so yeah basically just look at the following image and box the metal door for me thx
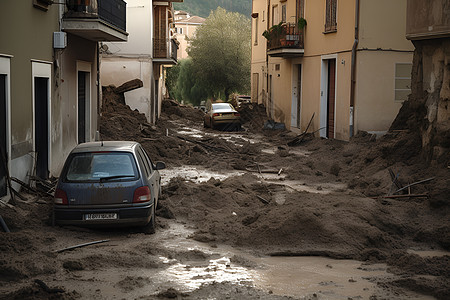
[35,77,49,179]
[327,59,336,138]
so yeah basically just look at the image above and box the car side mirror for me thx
[154,161,166,170]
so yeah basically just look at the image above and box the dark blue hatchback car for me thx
[54,141,165,234]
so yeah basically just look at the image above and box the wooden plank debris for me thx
[287,113,315,146]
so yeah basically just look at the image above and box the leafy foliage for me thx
[188,7,251,100]
[166,59,208,106]
[166,7,251,105]
[173,0,251,18]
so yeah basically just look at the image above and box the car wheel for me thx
[236,124,242,131]
[211,118,215,129]
[143,204,156,234]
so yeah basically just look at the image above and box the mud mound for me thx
[238,102,267,131]
[161,99,204,122]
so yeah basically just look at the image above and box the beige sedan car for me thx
[203,102,241,130]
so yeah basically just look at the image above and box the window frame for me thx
[324,0,337,33]
[394,63,412,102]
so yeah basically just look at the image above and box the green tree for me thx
[187,7,251,100]
[165,63,181,100]
[169,59,208,106]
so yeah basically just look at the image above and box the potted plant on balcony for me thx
[262,22,286,47]
[297,17,307,30]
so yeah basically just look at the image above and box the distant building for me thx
[174,11,205,60]
[251,0,414,140]
[101,0,180,124]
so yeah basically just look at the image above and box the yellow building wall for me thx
[355,51,413,133]
[304,0,355,55]
[251,0,269,106]
[251,0,414,140]
[359,0,413,51]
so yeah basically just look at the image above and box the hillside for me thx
[173,0,251,18]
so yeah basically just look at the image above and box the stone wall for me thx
[391,38,450,164]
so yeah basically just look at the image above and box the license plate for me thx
[84,213,118,220]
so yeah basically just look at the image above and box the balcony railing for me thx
[154,38,178,62]
[65,0,126,32]
[266,23,304,51]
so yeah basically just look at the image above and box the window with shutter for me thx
[325,0,337,33]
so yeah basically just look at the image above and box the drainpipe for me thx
[350,0,360,138]
[97,42,101,139]
[266,0,270,111]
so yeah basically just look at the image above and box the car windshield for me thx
[64,152,138,182]
[212,103,233,110]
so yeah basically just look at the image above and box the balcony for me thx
[266,23,304,58]
[62,0,128,42]
[406,0,450,40]
[154,38,179,65]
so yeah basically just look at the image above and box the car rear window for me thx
[212,103,233,110]
[64,152,138,182]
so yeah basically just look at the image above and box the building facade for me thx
[101,0,181,124]
[251,0,414,140]
[0,0,127,202]
[173,11,205,60]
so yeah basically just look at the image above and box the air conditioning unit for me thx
[53,32,67,49]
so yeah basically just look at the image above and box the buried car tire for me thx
[143,204,156,234]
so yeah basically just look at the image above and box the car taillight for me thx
[133,186,151,203]
[234,112,240,116]
[54,189,68,205]
[212,113,220,117]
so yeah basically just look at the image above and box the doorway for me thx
[269,75,273,118]
[35,77,49,179]
[0,74,7,197]
[320,58,337,138]
[78,71,90,144]
[327,59,336,138]
[291,64,302,128]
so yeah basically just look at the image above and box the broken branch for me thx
[394,177,434,194]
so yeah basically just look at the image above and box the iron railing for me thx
[154,38,178,61]
[65,0,126,32]
[267,23,304,51]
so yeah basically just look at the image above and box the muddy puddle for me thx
[148,223,436,299]
[162,166,346,199]
[160,167,245,185]
[407,249,450,257]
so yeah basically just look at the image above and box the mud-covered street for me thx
[1,97,449,299]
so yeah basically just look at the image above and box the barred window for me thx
[325,0,337,33]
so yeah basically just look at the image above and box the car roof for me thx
[70,141,139,154]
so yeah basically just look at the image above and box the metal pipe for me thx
[350,0,360,138]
